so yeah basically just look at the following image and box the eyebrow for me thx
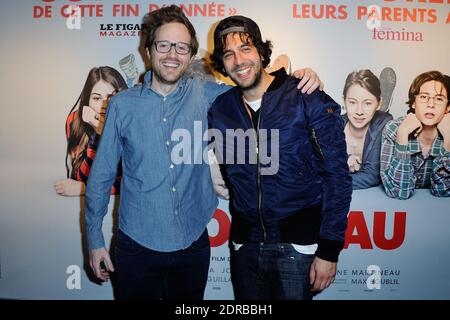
[418,92,446,97]
[155,39,190,44]
[90,91,116,98]
[223,42,252,53]
[239,42,252,48]
[346,97,374,101]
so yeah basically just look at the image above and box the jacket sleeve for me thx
[65,111,84,181]
[351,113,393,190]
[77,133,99,183]
[303,90,352,262]
[84,98,123,251]
[351,158,381,189]
[79,133,121,195]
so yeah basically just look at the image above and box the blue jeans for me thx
[230,242,315,300]
[114,228,210,300]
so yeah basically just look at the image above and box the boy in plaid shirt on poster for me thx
[380,71,450,199]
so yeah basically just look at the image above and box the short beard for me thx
[230,62,263,92]
[153,68,182,85]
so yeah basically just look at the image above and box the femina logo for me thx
[372,27,423,42]
[344,211,406,250]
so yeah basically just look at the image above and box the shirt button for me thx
[163,97,166,101]
[163,118,167,122]
[172,187,176,192]
[174,210,178,215]
[170,164,174,169]
[166,141,170,146]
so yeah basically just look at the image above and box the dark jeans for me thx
[114,228,210,300]
[230,242,315,300]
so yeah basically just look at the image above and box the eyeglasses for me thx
[154,41,191,55]
[416,93,448,107]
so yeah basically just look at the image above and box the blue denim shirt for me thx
[84,71,230,252]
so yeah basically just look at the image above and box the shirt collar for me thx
[430,134,444,157]
[408,136,421,155]
[409,133,444,157]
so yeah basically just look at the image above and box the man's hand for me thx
[54,179,85,196]
[309,257,336,292]
[90,248,115,282]
[212,177,230,200]
[397,113,423,145]
[347,155,361,173]
[292,68,324,94]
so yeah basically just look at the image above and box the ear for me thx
[376,97,383,111]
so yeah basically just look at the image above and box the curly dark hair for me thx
[406,70,449,114]
[211,18,272,76]
[143,5,198,57]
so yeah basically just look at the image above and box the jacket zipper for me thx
[256,101,266,242]
[243,97,267,242]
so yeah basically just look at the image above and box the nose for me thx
[234,51,245,66]
[427,97,435,108]
[356,103,364,115]
[167,45,177,57]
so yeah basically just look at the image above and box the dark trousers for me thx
[114,229,210,300]
[230,242,315,300]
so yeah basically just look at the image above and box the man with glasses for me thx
[83,5,322,300]
[381,70,450,199]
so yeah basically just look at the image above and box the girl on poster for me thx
[54,66,127,196]
[342,69,393,189]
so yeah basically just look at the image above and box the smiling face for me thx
[344,84,381,129]
[89,80,116,115]
[149,22,193,87]
[413,80,449,127]
[221,33,263,90]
